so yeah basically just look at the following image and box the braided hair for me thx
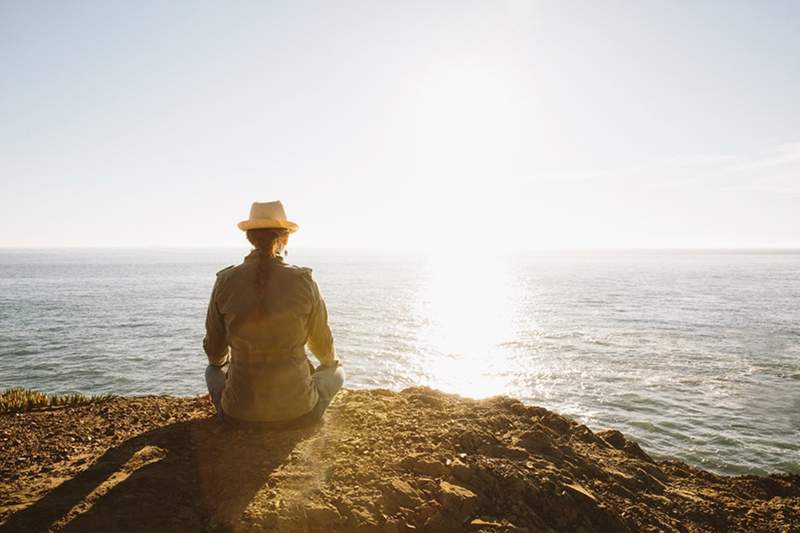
[245,228,289,310]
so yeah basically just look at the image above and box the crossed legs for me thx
[204,362,345,422]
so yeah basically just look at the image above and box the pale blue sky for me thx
[1,1,798,249]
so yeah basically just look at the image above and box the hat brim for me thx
[237,219,299,233]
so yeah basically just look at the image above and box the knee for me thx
[316,366,345,398]
[324,365,345,387]
[205,364,225,387]
[330,366,345,397]
[333,366,345,389]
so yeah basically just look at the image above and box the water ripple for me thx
[0,249,798,476]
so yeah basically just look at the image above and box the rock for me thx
[542,413,572,435]
[405,391,443,408]
[517,429,552,452]
[563,482,599,505]
[417,499,441,523]
[449,459,473,483]
[438,480,479,518]
[599,429,627,449]
[381,478,422,512]
[501,446,530,460]
[638,462,668,482]
[469,517,503,528]
[572,424,603,445]
[456,429,498,453]
[633,468,667,493]
[349,507,380,532]
[380,518,400,533]
[505,474,529,498]
[562,483,630,533]
[423,511,462,532]
[400,453,448,477]
[624,440,654,462]
[305,502,341,528]
[275,509,309,533]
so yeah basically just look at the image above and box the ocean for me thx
[0,248,798,476]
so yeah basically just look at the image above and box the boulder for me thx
[381,478,422,512]
[438,480,479,518]
[599,430,627,449]
[448,458,473,483]
[400,453,448,477]
[305,502,341,529]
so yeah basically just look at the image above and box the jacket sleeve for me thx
[306,276,337,366]
[203,276,229,365]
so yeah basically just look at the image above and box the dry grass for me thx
[0,388,112,413]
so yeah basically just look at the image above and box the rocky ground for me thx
[0,387,798,532]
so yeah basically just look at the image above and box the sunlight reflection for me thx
[413,252,517,398]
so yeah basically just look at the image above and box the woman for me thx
[203,200,344,427]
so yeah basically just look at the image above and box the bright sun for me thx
[413,251,518,398]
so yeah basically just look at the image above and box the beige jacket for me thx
[203,251,336,422]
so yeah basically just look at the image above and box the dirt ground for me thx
[1,387,798,532]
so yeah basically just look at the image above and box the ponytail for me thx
[245,228,289,311]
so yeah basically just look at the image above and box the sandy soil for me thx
[0,387,798,532]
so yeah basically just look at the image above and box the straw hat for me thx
[237,201,299,232]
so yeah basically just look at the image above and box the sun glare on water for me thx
[413,252,518,398]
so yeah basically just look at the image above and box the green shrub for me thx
[0,388,112,413]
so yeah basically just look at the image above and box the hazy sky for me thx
[1,1,798,250]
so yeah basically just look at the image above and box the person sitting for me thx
[203,200,344,428]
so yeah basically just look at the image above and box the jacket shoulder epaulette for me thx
[286,264,314,284]
[282,262,312,275]
[216,265,235,276]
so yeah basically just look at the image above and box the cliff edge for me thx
[1,387,797,532]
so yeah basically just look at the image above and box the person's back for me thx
[203,201,344,426]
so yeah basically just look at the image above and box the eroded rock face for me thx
[1,388,798,532]
[438,480,479,518]
[381,479,422,512]
[400,453,449,477]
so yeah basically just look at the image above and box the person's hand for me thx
[316,359,341,372]
[209,354,230,368]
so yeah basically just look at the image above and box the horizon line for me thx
[1,245,799,253]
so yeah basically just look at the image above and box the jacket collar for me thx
[244,250,285,264]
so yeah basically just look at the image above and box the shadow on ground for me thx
[1,417,318,532]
